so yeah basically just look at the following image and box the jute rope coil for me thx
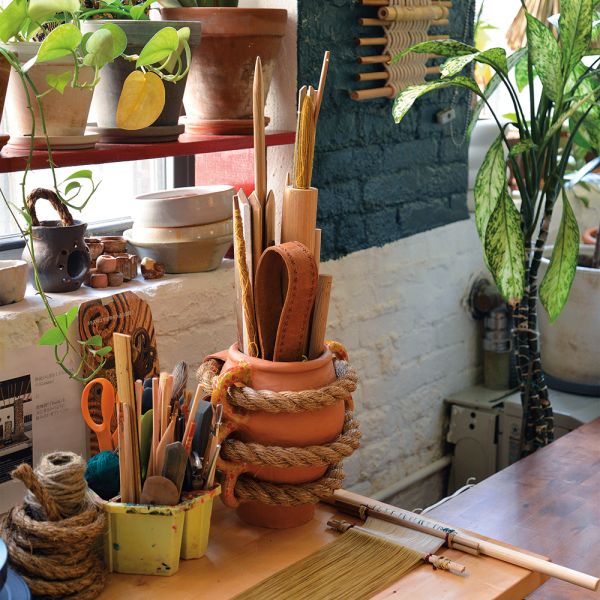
[0,452,107,600]
[197,357,361,506]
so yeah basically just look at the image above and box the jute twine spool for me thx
[0,452,107,600]
[198,356,361,506]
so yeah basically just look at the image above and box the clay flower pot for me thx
[159,7,287,134]
[81,20,202,142]
[0,53,12,152]
[205,342,348,529]
[582,226,597,245]
[4,42,94,139]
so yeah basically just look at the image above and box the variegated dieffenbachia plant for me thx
[390,0,600,457]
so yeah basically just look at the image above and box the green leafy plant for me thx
[391,0,600,456]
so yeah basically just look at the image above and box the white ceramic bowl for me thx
[131,185,234,228]
[0,260,28,306]
[130,217,233,244]
[124,230,233,274]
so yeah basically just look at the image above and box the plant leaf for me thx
[484,186,525,306]
[64,181,80,194]
[559,0,593,77]
[161,26,190,73]
[525,11,563,102]
[37,24,80,61]
[441,47,508,78]
[391,39,477,63]
[539,190,580,323]
[45,70,72,93]
[468,48,527,139]
[508,138,535,157]
[64,169,93,181]
[38,326,67,346]
[27,0,79,27]
[116,71,165,129]
[95,346,112,357]
[0,0,28,43]
[474,134,506,246]
[99,22,127,57]
[83,28,114,69]
[136,27,179,67]
[514,52,537,92]
[8,201,32,225]
[393,75,481,123]
[84,334,103,346]
[66,305,79,327]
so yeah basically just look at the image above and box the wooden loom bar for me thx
[351,66,441,97]
[378,5,449,21]
[359,0,452,5]
[356,34,449,45]
[356,71,389,81]
[357,53,440,64]
[359,17,449,26]
[329,490,600,592]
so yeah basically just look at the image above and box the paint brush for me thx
[171,360,188,403]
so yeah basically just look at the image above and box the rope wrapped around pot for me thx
[197,350,361,508]
[0,452,107,600]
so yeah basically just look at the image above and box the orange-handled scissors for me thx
[81,378,116,453]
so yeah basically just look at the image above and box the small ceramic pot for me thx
[23,221,91,293]
[0,260,28,306]
[582,226,597,245]
[206,342,346,529]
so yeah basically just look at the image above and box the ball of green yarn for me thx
[85,451,120,500]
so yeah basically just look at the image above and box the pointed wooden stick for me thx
[314,51,330,126]
[253,56,267,208]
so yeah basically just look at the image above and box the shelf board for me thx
[0,130,296,173]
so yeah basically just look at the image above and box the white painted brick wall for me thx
[0,217,486,508]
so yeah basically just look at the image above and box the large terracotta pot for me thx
[159,8,287,134]
[4,42,94,137]
[0,52,12,151]
[538,245,600,396]
[206,342,346,529]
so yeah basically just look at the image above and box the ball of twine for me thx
[25,451,88,521]
[0,452,108,600]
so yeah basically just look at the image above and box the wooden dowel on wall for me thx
[357,53,442,64]
[356,34,449,45]
[355,65,440,82]
[350,87,395,100]
[378,5,449,21]
[359,0,452,5]
[359,17,448,26]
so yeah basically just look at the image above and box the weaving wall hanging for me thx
[352,0,452,101]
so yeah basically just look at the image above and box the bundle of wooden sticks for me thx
[233,52,332,363]
[112,334,219,506]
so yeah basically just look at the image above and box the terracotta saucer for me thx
[183,117,271,136]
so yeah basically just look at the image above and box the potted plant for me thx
[0,0,193,147]
[78,0,201,142]
[390,0,599,456]
[158,2,287,134]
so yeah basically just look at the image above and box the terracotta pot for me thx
[159,8,287,133]
[81,20,201,130]
[4,42,94,137]
[207,342,346,529]
[582,226,597,245]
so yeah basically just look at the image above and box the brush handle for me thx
[280,186,318,255]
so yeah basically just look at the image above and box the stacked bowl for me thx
[125,186,234,273]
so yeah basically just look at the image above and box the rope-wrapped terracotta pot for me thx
[198,341,360,529]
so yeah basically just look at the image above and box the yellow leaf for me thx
[116,71,165,130]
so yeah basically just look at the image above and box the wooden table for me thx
[428,416,600,600]
[98,497,548,599]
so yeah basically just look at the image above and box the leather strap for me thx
[254,241,317,362]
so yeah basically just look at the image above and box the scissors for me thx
[81,378,116,453]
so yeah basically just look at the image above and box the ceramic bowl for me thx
[0,260,28,306]
[131,185,234,228]
[130,217,233,244]
[124,230,233,274]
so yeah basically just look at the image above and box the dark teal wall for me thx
[297,0,476,260]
